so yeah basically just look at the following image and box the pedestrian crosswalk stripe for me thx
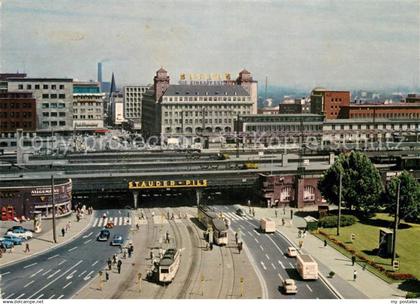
[92,216,134,227]
[92,218,98,227]
[97,218,103,227]
[118,217,123,225]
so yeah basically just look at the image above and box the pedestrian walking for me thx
[136,223,140,230]
[130,244,134,253]
[150,251,154,260]
[113,254,117,264]
[238,242,243,254]
[235,232,238,244]
[282,218,285,226]
[351,255,356,266]
[303,231,307,238]
[105,271,109,281]
[298,230,302,238]
[107,258,112,270]
[128,248,132,258]
[324,239,327,247]
[24,243,30,253]
[117,260,122,274]
[275,209,278,218]
[299,240,304,249]
[353,269,357,281]
[166,231,170,243]
[61,227,66,237]
[67,221,71,230]
[209,242,213,251]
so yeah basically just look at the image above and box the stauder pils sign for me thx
[128,179,208,189]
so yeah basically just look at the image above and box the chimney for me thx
[97,62,102,83]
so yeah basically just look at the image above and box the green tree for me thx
[318,151,383,213]
[385,170,420,223]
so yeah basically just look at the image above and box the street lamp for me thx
[51,175,57,243]
[391,179,401,266]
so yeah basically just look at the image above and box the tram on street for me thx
[148,248,181,285]
[197,205,229,245]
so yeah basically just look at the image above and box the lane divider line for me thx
[23,262,37,269]
[30,268,44,278]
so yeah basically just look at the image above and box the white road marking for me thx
[47,269,61,279]
[0,271,10,275]
[278,260,285,269]
[58,259,66,265]
[35,294,44,299]
[289,262,294,268]
[78,270,87,277]
[84,270,94,281]
[84,239,92,244]
[58,295,65,299]
[48,254,59,260]
[6,293,15,298]
[260,261,267,270]
[49,294,56,299]
[306,284,313,292]
[260,245,264,251]
[119,217,123,225]
[24,262,37,268]
[265,254,270,260]
[16,293,25,299]
[247,231,253,236]
[92,218,98,227]
[278,273,284,281]
[29,260,83,298]
[118,210,121,214]
[66,270,77,280]
[254,237,259,243]
[83,232,93,239]
[24,280,35,288]
[42,269,52,276]
[271,263,276,270]
[63,281,72,289]
[91,260,99,267]
[30,268,44,278]
[68,246,78,252]
[97,218,103,227]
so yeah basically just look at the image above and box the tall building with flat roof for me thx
[0,92,36,132]
[73,81,105,131]
[310,88,350,119]
[7,78,73,133]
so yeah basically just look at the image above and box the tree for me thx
[385,171,420,223]
[318,151,383,213]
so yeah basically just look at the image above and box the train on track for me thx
[197,205,229,245]
[147,248,181,285]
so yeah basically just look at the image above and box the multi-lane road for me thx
[0,210,130,299]
[213,205,338,299]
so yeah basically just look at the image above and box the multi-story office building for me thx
[7,78,73,133]
[110,91,125,125]
[72,82,105,131]
[123,85,148,120]
[341,103,420,120]
[310,88,350,119]
[0,92,36,133]
[142,68,257,140]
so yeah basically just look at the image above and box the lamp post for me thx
[392,180,400,266]
[51,175,57,243]
[337,172,342,236]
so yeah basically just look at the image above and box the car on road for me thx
[105,221,114,229]
[6,227,33,240]
[97,229,111,241]
[0,239,15,249]
[282,279,298,294]
[236,208,244,217]
[287,246,298,257]
[110,235,124,246]
[1,235,23,245]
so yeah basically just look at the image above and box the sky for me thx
[0,0,419,91]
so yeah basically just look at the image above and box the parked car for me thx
[236,208,244,217]
[282,279,298,294]
[0,239,15,249]
[6,227,33,240]
[97,229,111,241]
[1,235,23,245]
[287,247,298,257]
[110,235,124,246]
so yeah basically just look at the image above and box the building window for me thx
[59,94,65,99]
[43,84,48,90]
[51,112,57,117]
[43,112,49,117]
[51,85,56,90]
[59,84,65,90]
[26,84,32,90]
[59,112,65,117]
[42,94,49,99]
[42,103,49,109]
[18,84,23,90]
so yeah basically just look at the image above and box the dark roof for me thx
[164,84,249,97]
[7,78,73,82]
[159,248,177,266]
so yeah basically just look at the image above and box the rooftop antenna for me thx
[265,76,268,104]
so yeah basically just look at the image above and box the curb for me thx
[0,212,94,270]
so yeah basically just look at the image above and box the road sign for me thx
[393,260,400,271]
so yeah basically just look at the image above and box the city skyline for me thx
[0,0,419,91]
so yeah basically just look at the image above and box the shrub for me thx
[386,272,417,280]
[406,292,420,299]
[319,215,357,228]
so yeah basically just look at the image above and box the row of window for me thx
[0,121,33,129]
[0,112,33,118]
[42,93,66,99]
[18,84,66,90]
[351,113,420,118]
[42,112,66,117]
[330,123,420,130]
[246,125,322,132]
[42,121,66,127]
[42,103,66,109]
[72,102,101,107]
[73,109,101,113]
[164,110,249,117]
[164,126,232,133]
[73,115,102,119]
[0,102,33,109]
[163,118,232,125]
[164,96,249,102]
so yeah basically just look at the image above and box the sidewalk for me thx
[0,211,93,267]
[251,206,406,299]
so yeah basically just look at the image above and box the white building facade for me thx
[72,82,105,131]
